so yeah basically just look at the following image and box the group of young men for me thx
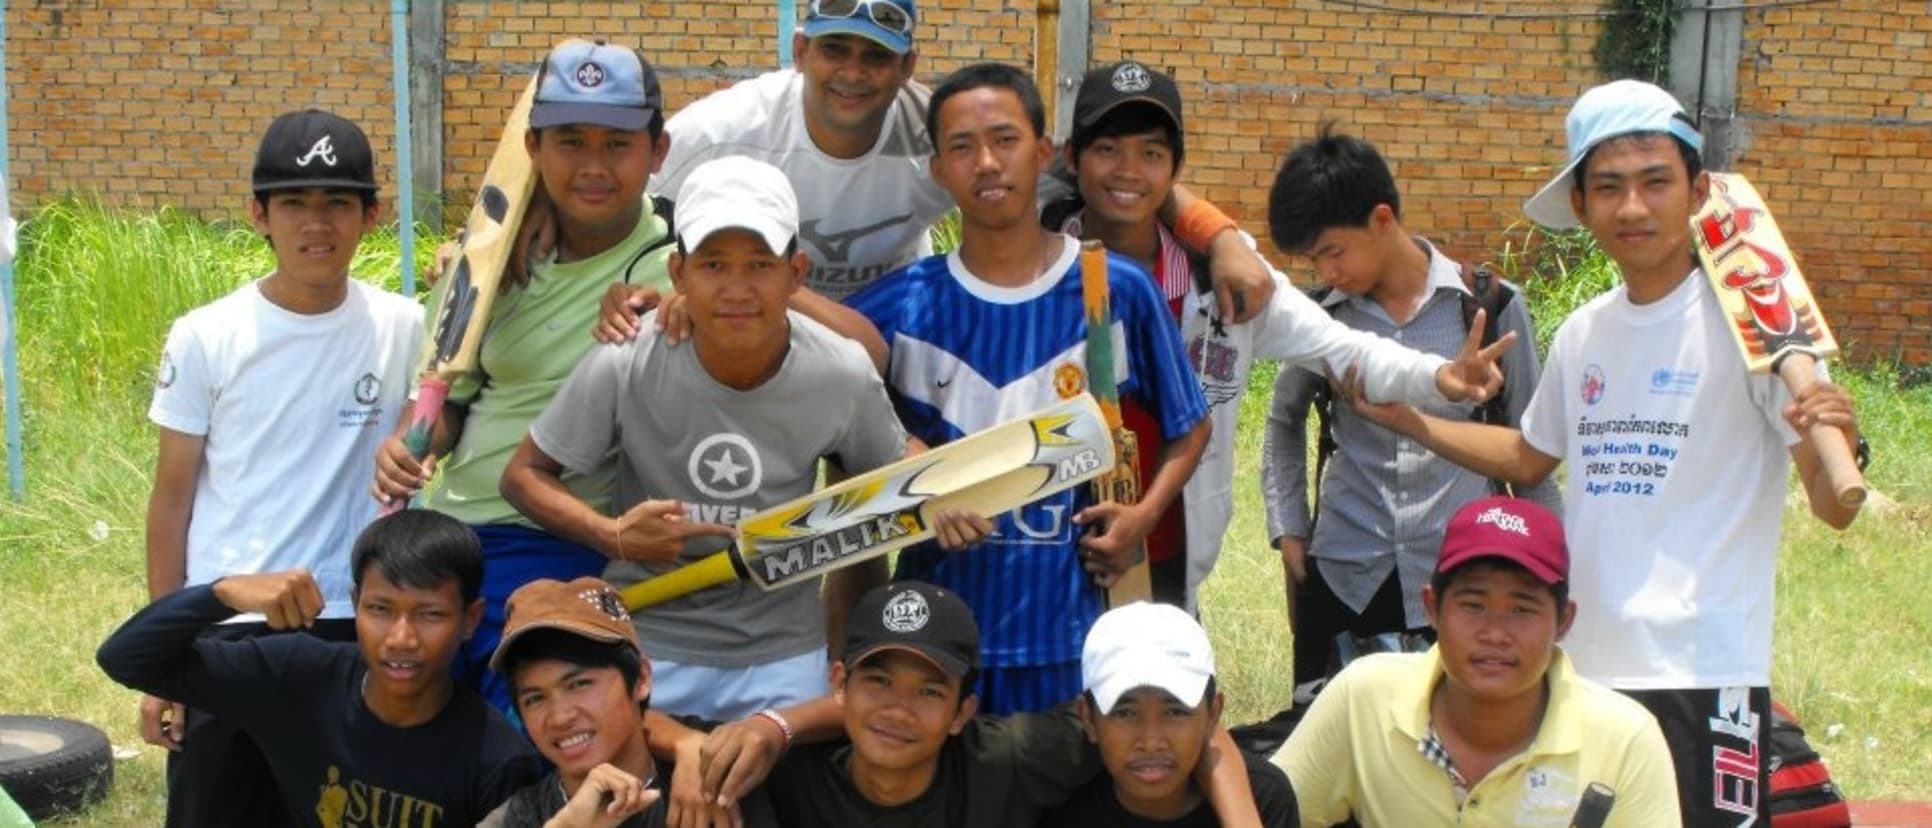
[94,1,1866,827]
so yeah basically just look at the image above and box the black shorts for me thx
[1622,686,1771,828]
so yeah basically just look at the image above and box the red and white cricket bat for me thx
[620,394,1115,611]
[1079,239,1152,606]
[384,64,547,513]
[1692,172,1865,507]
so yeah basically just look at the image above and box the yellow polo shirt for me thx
[1271,648,1680,828]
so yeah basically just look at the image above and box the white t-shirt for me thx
[654,69,954,301]
[1521,271,1799,689]
[149,279,425,618]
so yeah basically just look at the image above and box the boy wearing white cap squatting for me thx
[502,156,935,721]
[1348,80,1863,828]
[1048,602,1299,826]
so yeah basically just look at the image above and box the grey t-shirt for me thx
[531,311,907,667]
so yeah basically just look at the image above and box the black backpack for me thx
[1305,262,1518,505]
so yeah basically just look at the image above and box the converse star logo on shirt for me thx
[295,135,338,168]
[1474,506,1530,537]
[1111,62,1152,93]
[688,433,762,500]
[575,61,606,89]
[882,590,930,633]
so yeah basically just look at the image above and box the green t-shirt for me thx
[426,201,673,526]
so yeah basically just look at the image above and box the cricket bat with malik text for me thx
[620,394,1116,611]
[383,64,546,514]
[1080,239,1153,606]
[1692,172,1865,507]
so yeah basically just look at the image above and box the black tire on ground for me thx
[0,715,115,821]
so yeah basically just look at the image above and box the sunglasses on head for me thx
[810,0,915,36]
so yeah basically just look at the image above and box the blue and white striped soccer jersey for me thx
[848,235,1209,679]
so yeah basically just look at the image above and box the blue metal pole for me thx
[0,0,25,500]
[778,0,797,67]
[391,0,417,297]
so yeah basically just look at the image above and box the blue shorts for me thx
[460,523,609,723]
[975,660,1082,716]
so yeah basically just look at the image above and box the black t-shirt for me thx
[1039,751,1299,828]
[492,767,670,828]
[97,585,542,828]
[486,761,780,828]
[751,707,1098,828]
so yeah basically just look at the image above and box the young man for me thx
[1259,126,1559,692]
[481,576,782,828]
[723,582,1264,827]
[1350,80,1864,827]
[845,63,1211,714]
[98,511,543,828]
[500,156,915,721]
[1045,63,1511,611]
[142,108,425,827]
[372,39,678,717]
[1047,601,1298,826]
[1273,496,1680,828]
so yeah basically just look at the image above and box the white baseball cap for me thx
[1081,602,1216,714]
[674,156,800,256]
[1522,79,1705,230]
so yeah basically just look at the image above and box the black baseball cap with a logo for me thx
[843,581,980,680]
[1071,61,1186,163]
[251,109,378,193]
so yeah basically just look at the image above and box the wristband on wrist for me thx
[753,708,794,750]
[1174,199,1238,253]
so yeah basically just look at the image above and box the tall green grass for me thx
[0,203,1925,825]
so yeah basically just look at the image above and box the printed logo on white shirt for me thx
[157,351,177,389]
[1580,364,1606,406]
[353,373,382,406]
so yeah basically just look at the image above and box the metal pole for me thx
[391,0,417,297]
[0,0,25,500]
[778,0,797,67]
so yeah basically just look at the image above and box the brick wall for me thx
[7,1,1927,362]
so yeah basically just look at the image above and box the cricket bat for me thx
[1080,239,1152,606]
[1692,173,1865,508]
[384,64,545,514]
[619,394,1115,611]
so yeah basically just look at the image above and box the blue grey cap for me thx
[1523,80,1704,229]
[530,39,662,132]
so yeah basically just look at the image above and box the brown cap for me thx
[489,577,641,672]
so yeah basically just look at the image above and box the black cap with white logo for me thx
[251,109,378,193]
[843,581,980,680]
[1072,60,1184,134]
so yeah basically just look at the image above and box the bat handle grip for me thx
[1776,355,1867,509]
[1568,782,1615,828]
[619,550,744,611]
[381,376,451,517]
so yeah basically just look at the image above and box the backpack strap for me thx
[623,195,680,285]
[1457,261,1519,495]
[1305,284,1342,531]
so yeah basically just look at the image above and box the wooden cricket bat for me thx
[384,64,546,513]
[1080,239,1152,606]
[1692,173,1865,507]
[620,394,1115,611]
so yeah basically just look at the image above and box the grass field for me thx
[0,201,1926,824]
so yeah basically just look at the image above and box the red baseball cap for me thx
[1436,496,1568,585]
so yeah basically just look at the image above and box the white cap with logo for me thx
[1522,79,1705,230]
[1081,602,1216,714]
[674,155,800,256]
